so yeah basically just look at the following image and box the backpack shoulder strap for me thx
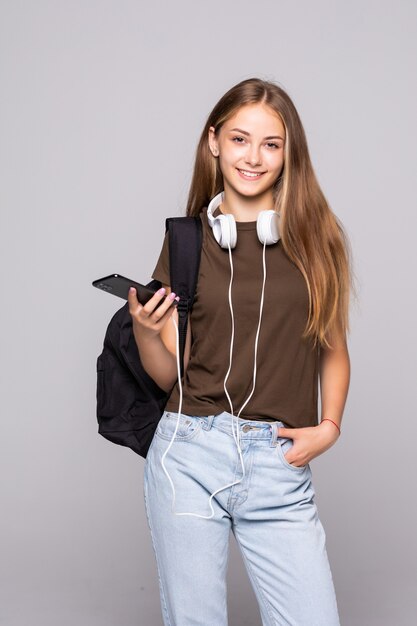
[166,216,202,379]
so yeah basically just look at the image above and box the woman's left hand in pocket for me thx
[277,421,341,467]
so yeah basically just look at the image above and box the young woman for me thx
[128,77,353,626]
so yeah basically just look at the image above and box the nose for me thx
[245,145,261,167]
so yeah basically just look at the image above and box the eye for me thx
[267,142,280,149]
[232,136,245,143]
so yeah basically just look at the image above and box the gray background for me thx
[1,1,416,624]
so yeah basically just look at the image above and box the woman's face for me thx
[208,103,285,200]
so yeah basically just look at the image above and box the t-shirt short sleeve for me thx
[151,230,170,286]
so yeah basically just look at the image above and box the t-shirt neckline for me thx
[212,206,257,230]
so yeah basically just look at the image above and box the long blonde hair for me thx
[185,77,357,350]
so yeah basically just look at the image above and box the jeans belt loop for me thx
[270,422,279,447]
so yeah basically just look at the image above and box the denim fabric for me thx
[143,410,340,626]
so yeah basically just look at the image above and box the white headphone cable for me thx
[224,237,268,469]
[160,238,268,519]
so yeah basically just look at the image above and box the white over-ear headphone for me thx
[206,190,281,248]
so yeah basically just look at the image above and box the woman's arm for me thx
[277,327,351,467]
[318,326,351,441]
[132,284,192,393]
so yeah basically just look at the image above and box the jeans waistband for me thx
[183,410,290,446]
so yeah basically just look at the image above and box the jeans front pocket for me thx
[276,436,308,472]
[155,411,202,442]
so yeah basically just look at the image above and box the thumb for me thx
[128,287,142,315]
[277,426,293,438]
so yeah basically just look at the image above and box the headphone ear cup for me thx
[256,210,280,245]
[213,214,237,249]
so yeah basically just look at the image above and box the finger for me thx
[278,427,296,438]
[150,296,179,330]
[127,287,142,315]
[140,287,169,317]
[152,292,180,322]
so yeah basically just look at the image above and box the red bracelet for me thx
[321,418,341,435]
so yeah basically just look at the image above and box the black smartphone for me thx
[92,273,177,310]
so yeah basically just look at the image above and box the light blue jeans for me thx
[143,410,340,626]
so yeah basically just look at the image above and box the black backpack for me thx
[95,216,203,458]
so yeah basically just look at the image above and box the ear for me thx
[208,125,219,157]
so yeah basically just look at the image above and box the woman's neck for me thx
[219,194,275,222]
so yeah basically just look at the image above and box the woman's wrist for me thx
[319,419,341,442]
[321,418,341,435]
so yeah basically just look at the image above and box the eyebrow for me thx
[229,127,285,141]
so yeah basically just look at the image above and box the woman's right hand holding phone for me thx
[128,286,180,346]
[128,286,183,391]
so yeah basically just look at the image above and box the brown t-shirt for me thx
[151,205,320,427]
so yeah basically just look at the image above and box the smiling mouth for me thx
[237,168,266,178]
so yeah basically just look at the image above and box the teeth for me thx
[239,169,263,177]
